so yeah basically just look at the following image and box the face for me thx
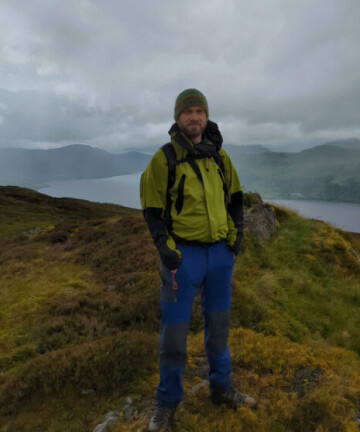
[177,106,207,144]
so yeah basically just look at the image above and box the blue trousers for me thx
[157,241,234,407]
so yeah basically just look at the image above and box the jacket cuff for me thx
[160,251,182,271]
[227,238,242,256]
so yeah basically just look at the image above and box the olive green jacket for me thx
[140,121,244,270]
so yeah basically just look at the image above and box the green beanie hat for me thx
[174,89,209,121]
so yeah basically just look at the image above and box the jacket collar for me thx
[168,120,223,155]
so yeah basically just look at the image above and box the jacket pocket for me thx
[175,174,186,215]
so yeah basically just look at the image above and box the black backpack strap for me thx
[212,152,228,203]
[194,151,228,204]
[161,142,228,224]
[184,154,203,185]
[161,143,177,190]
[161,143,176,230]
[161,142,204,187]
[212,151,225,174]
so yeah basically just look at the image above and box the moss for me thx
[1,187,360,431]
[243,192,263,207]
[0,331,157,415]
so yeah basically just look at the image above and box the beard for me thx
[179,123,206,141]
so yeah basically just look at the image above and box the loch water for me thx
[39,175,360,233]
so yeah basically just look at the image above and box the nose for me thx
[189,111,200,121]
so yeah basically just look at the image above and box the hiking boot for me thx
[147,404,176,431]
[210,385,256,410]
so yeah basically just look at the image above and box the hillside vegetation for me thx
[0,186,360,431]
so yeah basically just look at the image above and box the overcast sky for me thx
[1,0,360,152]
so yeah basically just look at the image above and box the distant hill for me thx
[225,144,270,156]
[322,138,360,151]
[232,143,360,203]
[1,140,360,203]
[0,144,151,187]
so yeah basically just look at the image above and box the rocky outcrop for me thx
[243,193,277,245]
[91,399,138,432]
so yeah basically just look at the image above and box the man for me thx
[140,89,255,431]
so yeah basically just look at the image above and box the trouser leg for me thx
[201,241,234,393]
[157,246,206,407]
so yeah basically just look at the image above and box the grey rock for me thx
[92,411,119,432]
[355,406,360,429]
[187,380,209,395]
[93,424,105,432]
[104,411,119,422]
[349,247,360,263]
[123,404,138,422]
[244,201,277,246]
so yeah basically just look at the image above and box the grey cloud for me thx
[0,89,122,144]
[0,0,359,151]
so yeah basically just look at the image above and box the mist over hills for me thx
[321,138,360,151]
[0,139,359,202]
[229,140,360,203]
[230,139,360,203]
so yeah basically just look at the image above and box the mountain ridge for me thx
[1,139,360,203]
[0,145,151,187]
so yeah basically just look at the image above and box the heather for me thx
[0,186,359,431]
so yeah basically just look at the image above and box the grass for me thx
[0,186,360,431]
[232,207,360,353]
[0,251,99,369]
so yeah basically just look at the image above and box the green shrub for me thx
[0,331,157,415]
